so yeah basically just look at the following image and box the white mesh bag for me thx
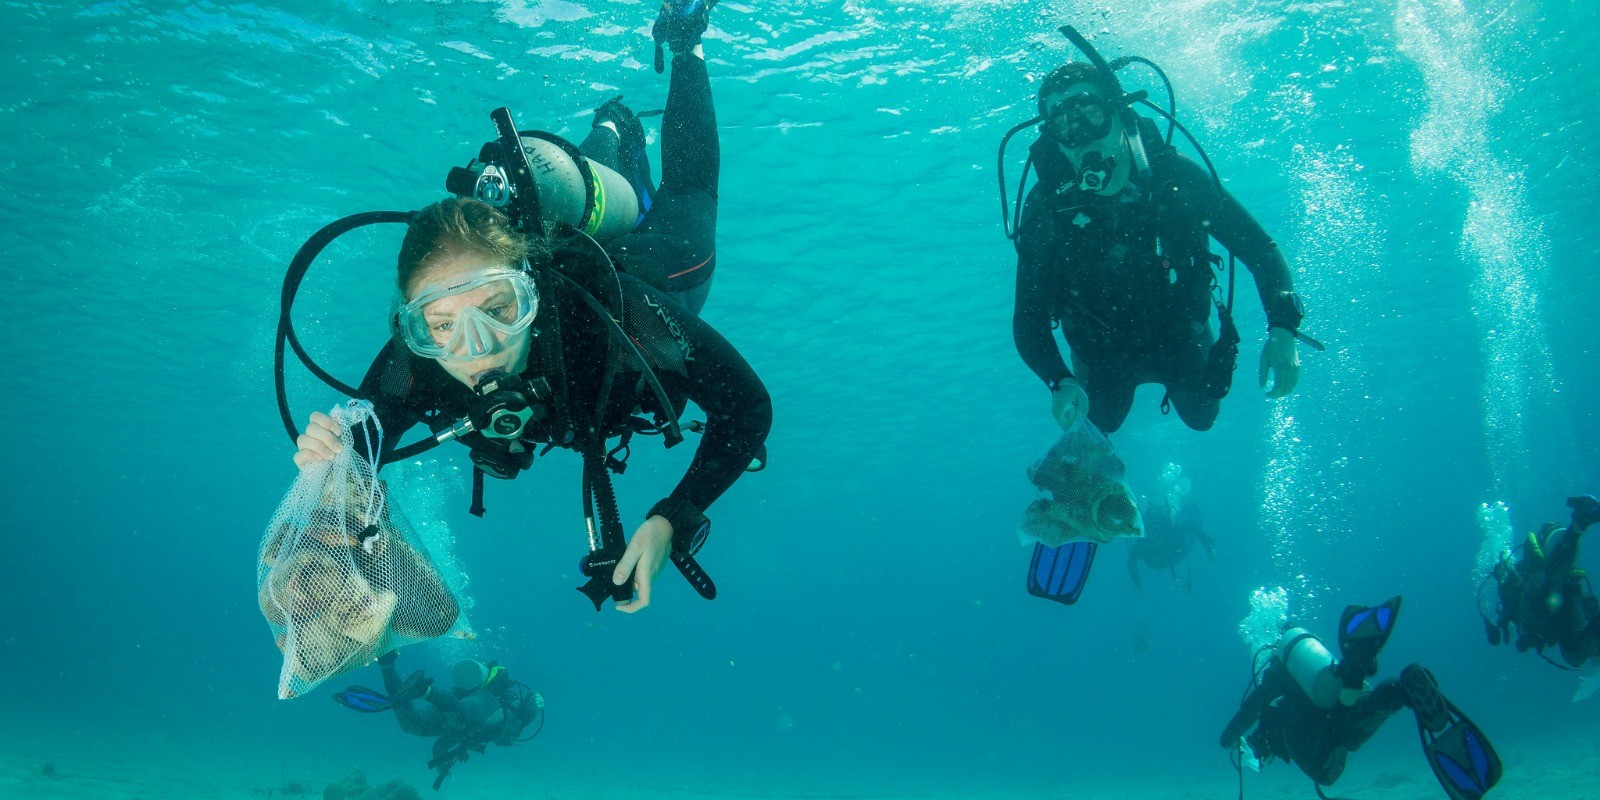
[1019,421,1145,546]
[257,401,469,699]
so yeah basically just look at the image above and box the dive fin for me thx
[1402,665,1502,800]
[1027,541,1098,605]
[592,96,656,220]
[1573,661,1600,702]
[1337,595,1402,687]
[653,0,716,73]
[333,685,397,713]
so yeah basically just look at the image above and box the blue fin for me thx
[333,685,396,713]
[1027,541,1098,605]
[1337,595,1402,685]
[1422,705,1502,800]
[1403,666,1503,800]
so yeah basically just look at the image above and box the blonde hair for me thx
[397,198,543,297]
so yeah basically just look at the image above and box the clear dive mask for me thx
[397,269,538,362]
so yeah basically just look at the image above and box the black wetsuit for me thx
[361,53,768,520]
[1220,661,1405,787]
[1127,501,1213,590]
[1012,129,1297,432]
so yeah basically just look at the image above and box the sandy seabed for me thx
[2,722,1595,800]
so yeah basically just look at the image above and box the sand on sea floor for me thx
[2,722,1595,800]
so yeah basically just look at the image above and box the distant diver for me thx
[277,0,771,614]
[1482,495,1600,670]
[335,651,545,790]
[1002,26,1321,436]
[1221,596,1502,800]
[1128,463,1215,591]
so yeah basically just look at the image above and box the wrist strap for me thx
[647,497,709,556]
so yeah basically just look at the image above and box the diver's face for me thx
[1043,83,1132,196]
[407,256,533,389]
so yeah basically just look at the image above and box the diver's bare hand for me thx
[293,411,344,470]
[1259,327,1301,399]
[613,515,674,613]
[1051,378,1090,432]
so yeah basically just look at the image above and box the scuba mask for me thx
[397,269,539,362]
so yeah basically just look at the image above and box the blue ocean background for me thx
[2,0,1597,797]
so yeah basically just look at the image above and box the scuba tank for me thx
[447,132,640,242]
[455,690,508,729]
[1277,627,1344,710]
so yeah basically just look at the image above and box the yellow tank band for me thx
[583,169,606,237]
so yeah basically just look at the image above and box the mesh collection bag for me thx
[257,401,469,699]
[1019,421,1144,546]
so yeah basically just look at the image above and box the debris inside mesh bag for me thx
[257,401,471,699]
[1019,421,1144,546]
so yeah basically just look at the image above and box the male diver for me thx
[1009,31,1310,435]
[284,0,770,614]
[1483,495,1600,670]
[1221,597,1502,800]
[335,652,545,790]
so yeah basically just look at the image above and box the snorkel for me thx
[1057,25,1153,185]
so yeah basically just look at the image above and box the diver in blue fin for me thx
[1221,596,1502,800]
[334,651,546,790]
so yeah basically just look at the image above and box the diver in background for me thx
[1127,495,1213,591]
[1221,597,1502,800]
[1484,495,1600,669]
[291,0,772,614]
[335,652,545,789]
[1012,55,1311,434]
[1127,463,1214,591]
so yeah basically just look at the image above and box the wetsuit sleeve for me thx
[631,292,772,512]
[351,339,428,468]
[1012,191,1074,387]
[1219,661,1290,748]
[1173,155,1298,326]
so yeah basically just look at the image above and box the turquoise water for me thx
[2,0,1597,797]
